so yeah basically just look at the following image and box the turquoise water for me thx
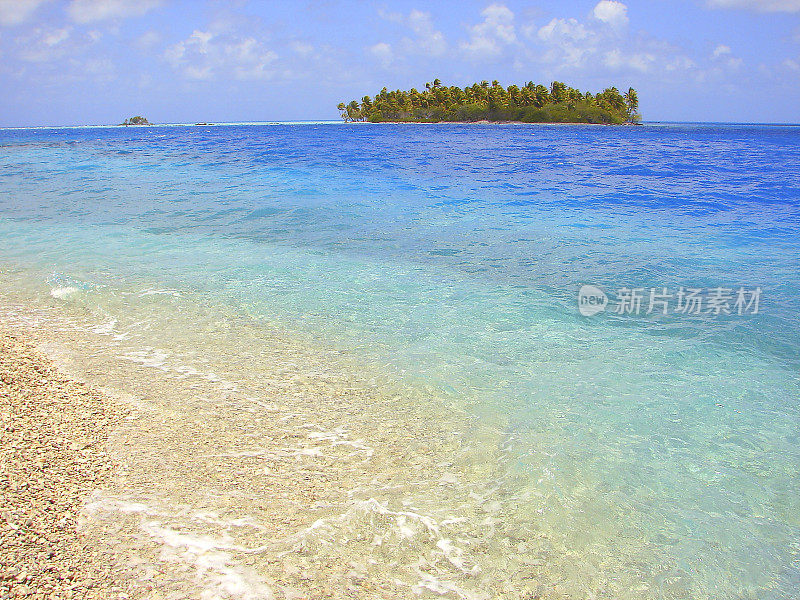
[1,122,800,599]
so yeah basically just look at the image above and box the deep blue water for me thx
[1,122,800,599]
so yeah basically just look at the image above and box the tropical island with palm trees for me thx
[338,79,639,124]
[120,115,151,126]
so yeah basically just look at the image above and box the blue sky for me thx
[1,0,799,125]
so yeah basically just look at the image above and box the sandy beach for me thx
[0,329,128,599]
[0,295,493,600]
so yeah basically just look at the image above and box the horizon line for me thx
[2,119,800,130]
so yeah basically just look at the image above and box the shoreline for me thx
[0,328,129,599]
[0,288,505,599]
[345,119,633,126]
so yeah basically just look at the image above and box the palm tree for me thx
[338,79,637,123]
[623,87,639,122]
[550,81,567,104]
[346,100,362,122]
[534,85,549,107]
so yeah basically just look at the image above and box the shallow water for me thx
[1,122,799,599]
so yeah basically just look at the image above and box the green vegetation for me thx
[121,116,151,126]
[338,80,640,124]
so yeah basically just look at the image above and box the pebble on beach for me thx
[0,331,128,599]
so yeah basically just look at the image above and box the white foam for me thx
[83,493,274,599]
[139,288,182,298]
[435,539,477,574]
[281,497,442,556]
[119,348,170,370]
[140,522,274,599]
[412,571,488,600]
[83,493,157,517]
[92,319,118,335]
[50,286,79,299]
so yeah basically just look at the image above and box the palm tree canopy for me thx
[338,79,638,124]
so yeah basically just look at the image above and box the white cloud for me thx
[77,56,114,80]
[712,44,731,58]
[376,9,446,58]
[711,44,743,68]
[666,55,696,71]
[603,48,655,71]
[135,30,162,51]
[368,42,393,67]
[537,18,590,43]
[706,0,800,11]
[460,3,516,60]
[782,57,800,70]
[593,1,629,28]
[536,18,594,69]
[0,0,48,26]
[9,24,113,82]
[531,12,695,76]
[404,10,447,56]
[67,0,161,23]
[44,27,69,46]
[289,41,313,56]
[164,30,278,80]
[17,26,73,61]
[373,9,446,64]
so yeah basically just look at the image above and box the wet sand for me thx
[0,292,524,599]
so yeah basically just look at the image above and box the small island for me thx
[121,115,151,126]
[338,80,639,124]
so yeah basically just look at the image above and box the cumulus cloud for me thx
[289,41,313,56]
[712,44,731,58]
[404,10,447,56]
[528,0,697,77]
[67,0,162,23]
[666,55,697,71]
[368,42,393,67]
[77,56,114,80]
[711,44,743,67]
[375,9,446,61]
[603,48,655,71]
[0,0,49,26]
[135,30,162,51]
[9,24,113,83]
[460,3,516,60]
[164,30,278,80]
[532,10,695,76]
[17,26,72,61]
[593,1,629,28]
[706,0,800,11]
[537,18,590,43]
[536,18,594,68]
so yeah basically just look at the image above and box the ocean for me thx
[1,122,799,599]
